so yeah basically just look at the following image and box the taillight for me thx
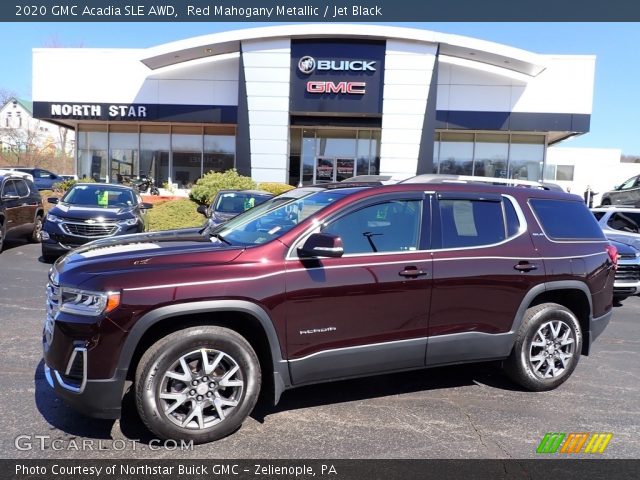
[605,244,618,268]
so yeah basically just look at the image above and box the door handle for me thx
[514,262,538,272]
[399,266,428,278]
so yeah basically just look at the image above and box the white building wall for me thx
[380,41,437,178]
[241,38,291,183]
[32,49,239,106]
[437,55,595,115]
[546,147,633,204]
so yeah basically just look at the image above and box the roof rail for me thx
[400,174,563,191]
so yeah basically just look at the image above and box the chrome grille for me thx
[61,221,118,238]
[615,264,640,282]
[44,276,60,346]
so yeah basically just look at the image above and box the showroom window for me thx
[109,124,139,183]
[78,125,108,181]
[433,132,546,180]
[77,124,236,187]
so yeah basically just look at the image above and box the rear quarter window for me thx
[530,199,605,240]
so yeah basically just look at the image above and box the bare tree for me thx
[0,88,17,106]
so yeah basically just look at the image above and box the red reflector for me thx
[605,244,618,268]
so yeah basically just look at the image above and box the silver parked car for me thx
[592,207,640,249]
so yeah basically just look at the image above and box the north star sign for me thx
[50,104,147,118]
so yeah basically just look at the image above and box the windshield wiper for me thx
[209,232,232,246]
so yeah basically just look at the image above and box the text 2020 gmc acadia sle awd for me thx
[43,181,616,443]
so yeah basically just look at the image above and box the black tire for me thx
[31,215,43,243]
[135,326,261,443]
[150,187,160,195]
[41,246,57,263]
[503,303,582,391]
[600,198,611,206]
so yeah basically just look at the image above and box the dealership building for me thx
[31,24,596,188]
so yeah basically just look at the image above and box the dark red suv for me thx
[43,181,616,443]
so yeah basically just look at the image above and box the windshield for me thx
[213,192,271,214]
[215,188,356,246]
[62,185,135,207]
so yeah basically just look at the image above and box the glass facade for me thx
[289,127,381,186]
[433,132,546,180]
[76,124,236,186]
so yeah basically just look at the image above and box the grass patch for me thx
[147,198,204,231]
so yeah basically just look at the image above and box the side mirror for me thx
[47,197,59,204]
[141,202,153,210]
[196,205,208,216]
[298,233,344,258]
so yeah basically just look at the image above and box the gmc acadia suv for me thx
[43,182,616,443]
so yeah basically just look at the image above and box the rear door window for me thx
[438,197,507,248]
[530,199,605,240]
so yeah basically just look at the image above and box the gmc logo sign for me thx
[306,81,366,95]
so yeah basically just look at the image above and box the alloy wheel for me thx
[528,320,575,379]
[158,348,244,430]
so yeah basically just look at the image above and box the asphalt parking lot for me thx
[0,239,638,459]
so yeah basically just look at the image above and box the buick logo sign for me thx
[298,56,316,74]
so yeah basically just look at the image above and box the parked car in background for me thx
[197,189,273,229]
[608,239,640,301]
[600,174,640,206]
[43,181,615,444]
[0,171,44,251]
[592,207,640,250]
[8,167,63,190]
[41,183,152,261]
[58,174,78,182]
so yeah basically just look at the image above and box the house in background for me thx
[0,96,75,173]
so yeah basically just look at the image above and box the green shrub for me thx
[189,169,257,205]
[147,198,203,231]
[258,182,296,196]
[53,176,95,194]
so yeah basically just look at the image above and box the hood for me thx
[606,233,640,252]
[608,237,640,255]
[54,228,245,288]
[49,202,135,221]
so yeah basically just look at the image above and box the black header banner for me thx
[5,459,640,480]
[5,0,640,21]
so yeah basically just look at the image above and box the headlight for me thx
[46,214,62,223]
[119,218,138,226]
[59,288,121,316]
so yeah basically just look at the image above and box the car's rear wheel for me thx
[504,303,582,391]
[135,326,261,443]
[31,215,43,243]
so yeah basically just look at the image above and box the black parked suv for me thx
[41,183,152,261]
[0,171,44,251]
[43,181,615,443]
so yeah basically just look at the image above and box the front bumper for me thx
[43,348,126,420]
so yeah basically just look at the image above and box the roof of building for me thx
[1,97,33,115]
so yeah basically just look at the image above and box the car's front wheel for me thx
[135,326,261,443]
[504,303,582,391]
[31,215,43,243]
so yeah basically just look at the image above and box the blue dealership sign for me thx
[290,40,385,115]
